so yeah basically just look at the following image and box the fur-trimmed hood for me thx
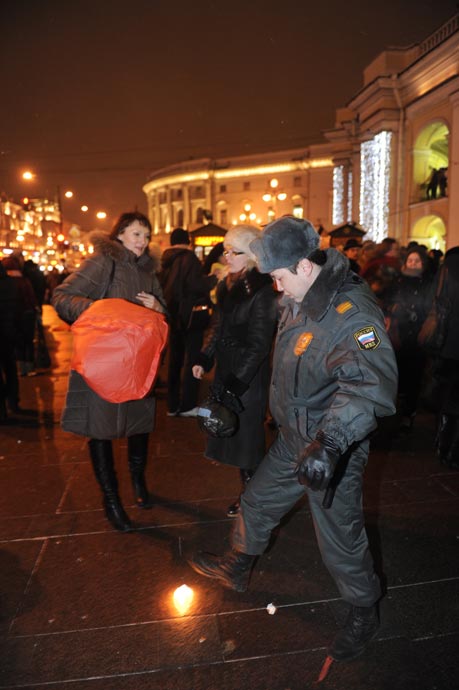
[280,248,350,321]
[89,231,160,271]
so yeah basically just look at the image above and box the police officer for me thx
[188,216,398,662]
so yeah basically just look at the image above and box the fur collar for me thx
[89,231,159,271]
[219,267,272,305]
[281,249,349,321]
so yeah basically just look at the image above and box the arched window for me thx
[410,214,446,251]
[413,122,449,201]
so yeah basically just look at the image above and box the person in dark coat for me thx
[434,247,459,468]
[387,246,435,430]
[189,216,397,663]
[2,256,38,377]
[52,212,166,532]
[192,224,278,516]
[23,259,47,309]
[0,263,20,420]
[343,238,362,274]
[159,228,213,416]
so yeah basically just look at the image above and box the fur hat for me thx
[170,227,190,246]
[224,224,262,261]
[343,238,361,251]
[250,216,319,273]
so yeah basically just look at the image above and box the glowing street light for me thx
[22,171,34,181]
[81,205,89,212]
[64,190,74,199]
[96,211,107,220]
[262,178,287,221]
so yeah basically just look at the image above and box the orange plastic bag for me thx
[70,298,168,403]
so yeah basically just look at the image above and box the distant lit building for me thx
[0,196,88,271]
[142,146,334,252]
[327,13,459,251]
[145,14,459,253]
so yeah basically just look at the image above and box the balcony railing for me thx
[417,14,459,57]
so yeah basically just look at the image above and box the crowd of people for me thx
[2,212,458,665]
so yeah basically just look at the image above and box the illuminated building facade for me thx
[0,196,88,271]
[145,14,459,253]
[327,13,459,250]
[143,146,334,252]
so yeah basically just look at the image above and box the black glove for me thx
[209,383,244,413]
[296,431,341,491]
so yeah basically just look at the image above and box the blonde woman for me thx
[192,225,278,516]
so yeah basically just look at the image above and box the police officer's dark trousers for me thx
[232,433,380,607]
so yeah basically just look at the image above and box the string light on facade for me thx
[347,171,353,222]
[359,131,392,242]
[332,166,345,225]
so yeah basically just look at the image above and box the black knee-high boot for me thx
[437,415,456,465]
[127,433,152,508]
[88,439,132,531]
[437,414,459,469]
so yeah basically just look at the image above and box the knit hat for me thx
[249,216,319,273]
[224,224,262,261]
[170,227,190,246]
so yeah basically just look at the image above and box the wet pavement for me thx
[0,305,458,689]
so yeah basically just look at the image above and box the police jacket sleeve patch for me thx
[353,326,381,350]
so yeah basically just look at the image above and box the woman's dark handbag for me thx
[34,314,51,369]
[417,302,448,353]
[187,303,211,331]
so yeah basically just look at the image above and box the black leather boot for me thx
[444,417,459,469]
[127,433,152,508]
[226,469,253,517]
[437,415,459,469]
[188,548,256,592]
[329,604,379,661]
[88,439,132,532]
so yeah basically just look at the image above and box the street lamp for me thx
[262,178,287,221]
[238,202,257,224]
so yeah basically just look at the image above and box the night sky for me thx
[0,0,456,232]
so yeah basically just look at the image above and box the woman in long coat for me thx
[52,212,166,531]
[192,225,278,516]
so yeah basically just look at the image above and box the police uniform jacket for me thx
[270,249,397,458]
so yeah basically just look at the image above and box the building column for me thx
[447,91,459,248]
[183,185,190,229]
[205,179,212,218]
[154,191,160,235]
[166,187,172,234]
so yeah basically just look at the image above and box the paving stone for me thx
[0,306,457,690]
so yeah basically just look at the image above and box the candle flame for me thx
[173,584,194,615]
